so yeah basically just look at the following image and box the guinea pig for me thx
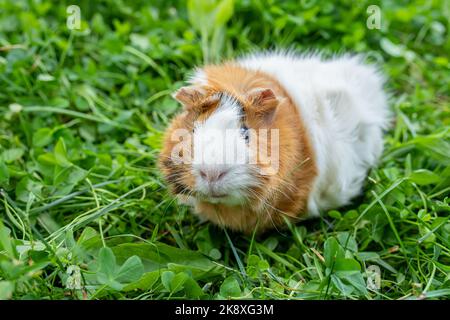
[159,52,390,234]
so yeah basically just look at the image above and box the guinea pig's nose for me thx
[199,168,229,183]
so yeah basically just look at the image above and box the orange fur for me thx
[159,63,317,234]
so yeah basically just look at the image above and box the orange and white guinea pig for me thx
[159,52,390,234]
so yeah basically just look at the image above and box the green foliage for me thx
[188,0,234,63]
[0,0,449,300]
[96,247,144,291]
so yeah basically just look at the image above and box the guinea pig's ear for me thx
[172,86,206,109]
[246,88,279,123]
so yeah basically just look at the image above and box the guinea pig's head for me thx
[159,83,282,207]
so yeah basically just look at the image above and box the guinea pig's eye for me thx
[240,125,249,142]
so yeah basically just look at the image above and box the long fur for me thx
[159,51,390,233]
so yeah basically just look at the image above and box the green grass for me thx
[0,0,449,300]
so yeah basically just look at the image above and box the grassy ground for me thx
[0,0,449,300]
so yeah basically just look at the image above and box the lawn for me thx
[0,0,449,300]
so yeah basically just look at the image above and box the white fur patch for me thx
[189,68,208,86]
[192,94,258,204]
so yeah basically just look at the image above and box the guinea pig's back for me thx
[237,51,391,215]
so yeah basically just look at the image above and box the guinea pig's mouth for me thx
[195,191,232,203]
[210,192,228,198]
[202,193,228,200]
[196,190,248,206]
